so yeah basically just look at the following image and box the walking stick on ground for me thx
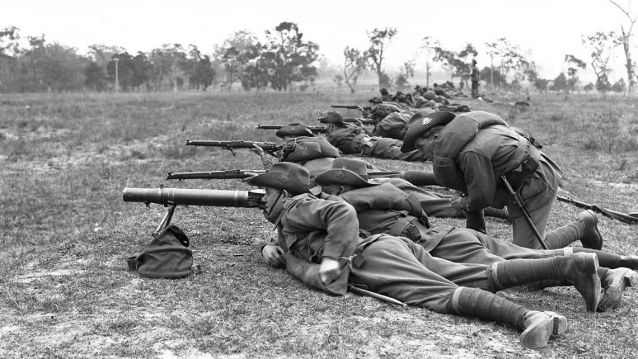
[501,176,548,250]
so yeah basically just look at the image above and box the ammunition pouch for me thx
[281,136,340,162]
[503,136,541,191]
[388,215,428,242]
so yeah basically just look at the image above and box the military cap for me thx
[247,162,311,195]
[368,96,383,104]
[423,90,436,101]
[317,112,344,124]
[275,123,314,138]
[315,157,377,188]
[400,111,456,153]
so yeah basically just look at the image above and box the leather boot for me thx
[571,248,638,269]
[489,253,601,312]
[450,287,566,349]
[520,311,568,349]
[597,267,638,312]
[543,210,603,250]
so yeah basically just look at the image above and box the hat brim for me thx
[247,172,310,195]
[401,111,456,153]
[315,169,377,188]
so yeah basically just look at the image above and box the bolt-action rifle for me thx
[330,105,372,111]
[166,169,266,180]
[185,139,280,155]
[257,124,328,133]
[556,195,638,225]
[164,168,438,186]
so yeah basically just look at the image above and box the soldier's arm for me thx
[458,152,497,211]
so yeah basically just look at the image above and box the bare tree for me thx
[485,41,499,91]
[609,0,638,93]
[583,31,621,93]
[421,36,440,88]
[342,47,367,93]
[365,27,397,89]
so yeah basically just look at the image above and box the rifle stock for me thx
[257,124,328,133]
[166,170,266,180]
[185,140,280,153]
[123,187,265,208]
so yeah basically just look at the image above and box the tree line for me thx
[1,1,636,94]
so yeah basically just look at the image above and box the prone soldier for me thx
[248,162,602,349]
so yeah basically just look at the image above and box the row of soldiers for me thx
[163,104,638,349]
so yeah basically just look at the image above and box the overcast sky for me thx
[2,0,633,81]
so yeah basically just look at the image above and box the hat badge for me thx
[422,117,432,126]
[278,175,289,183]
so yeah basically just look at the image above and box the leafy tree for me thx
[564,54,586,92]
[237,43,267,90]
[611,77,626,92]
[342,46,367,93]
[261,22,319,91]
[131,52,152,90]
[550,72,568,92]
[0,26,21,92]
[0,26,21,57]
[365,27,397,89]
[84,61,106,91]
[333,74,343,88]
[395,61,415,91]
[149,44,188,91]
[215,30,259,90]
[19,36,85,92]
[187,54,215,91]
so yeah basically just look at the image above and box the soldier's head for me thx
[275,123,314,139]
[315,157,377,196]
[247,162,311,221]
[401,111,456,159]
[380,88,389,96]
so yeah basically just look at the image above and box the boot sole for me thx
[581,210,603,250]
[573,253,601,312]
[520,313,567,349]
[598,269,638,311]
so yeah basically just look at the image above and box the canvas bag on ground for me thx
[126,224,193,279]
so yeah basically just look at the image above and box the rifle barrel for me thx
[166,170,266,180]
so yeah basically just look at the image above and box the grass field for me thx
[1,90,637,358]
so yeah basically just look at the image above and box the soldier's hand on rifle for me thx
[262,244,285,267]
[250,143,266,157]
[319,257,341,284]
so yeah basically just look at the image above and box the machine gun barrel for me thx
[123,187,265,208]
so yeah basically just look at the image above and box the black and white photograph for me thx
[1,0,637,357]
